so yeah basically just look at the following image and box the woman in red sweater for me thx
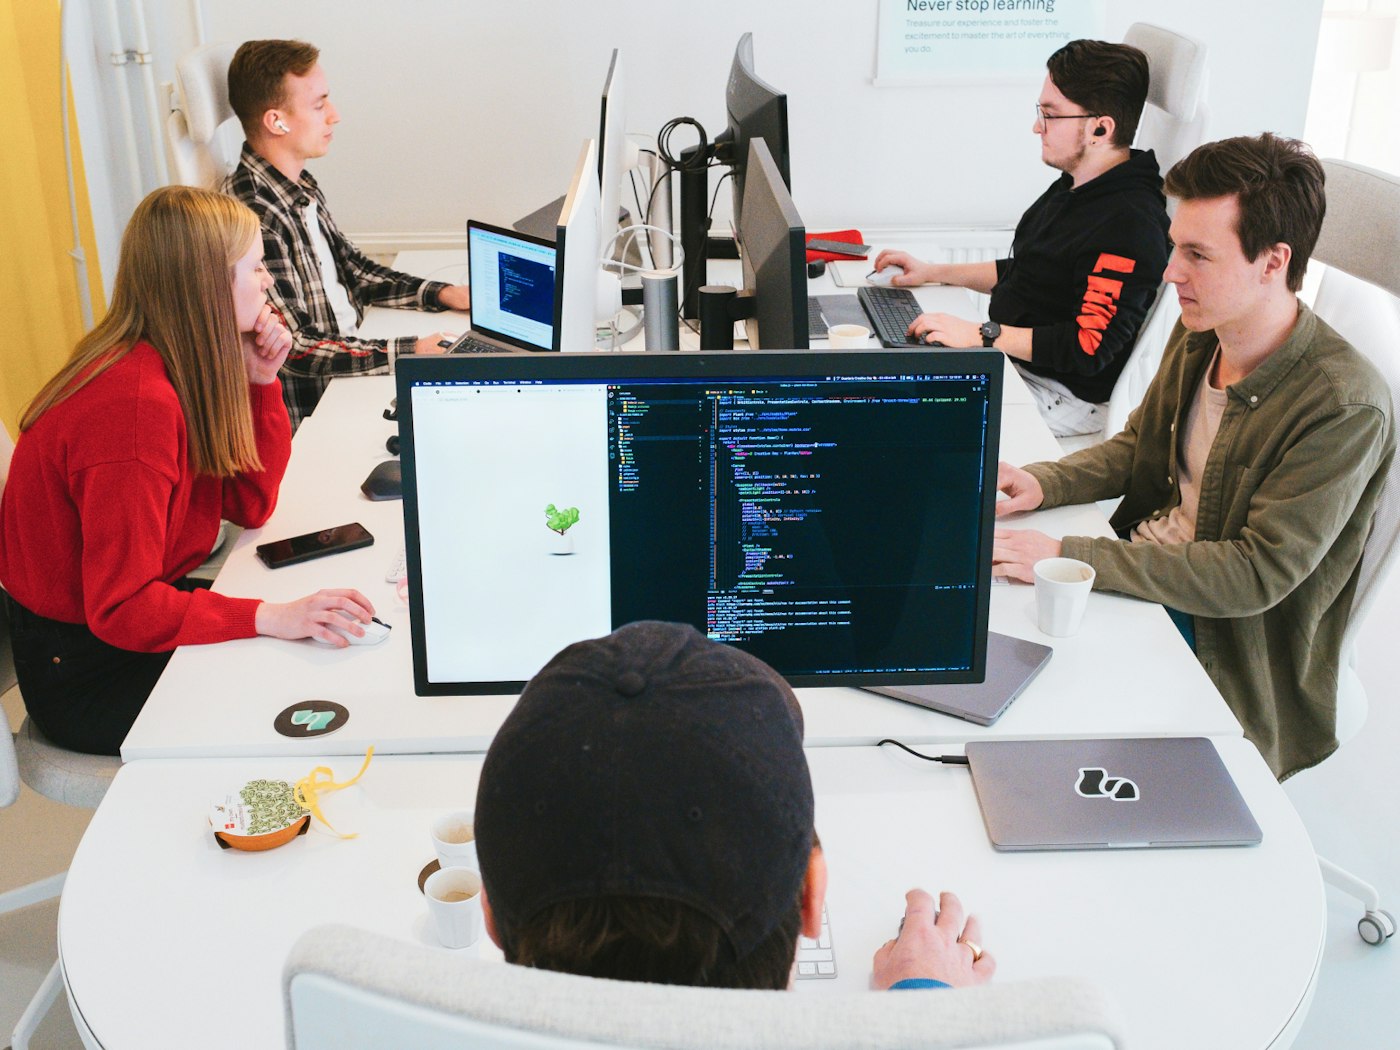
[0,186,374,755]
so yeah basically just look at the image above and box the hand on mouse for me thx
[872,889,995,989]
[870,250,933,287]
[255,589,376,648]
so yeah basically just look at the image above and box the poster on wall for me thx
[875,0,1107,84]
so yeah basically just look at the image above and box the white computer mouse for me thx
[868,265,904,288]
[319,610,392,646]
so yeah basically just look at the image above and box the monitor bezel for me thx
[397,349,1003,697]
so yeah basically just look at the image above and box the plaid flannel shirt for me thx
[224,144,449,430]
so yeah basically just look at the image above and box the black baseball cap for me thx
[475,621,814,961]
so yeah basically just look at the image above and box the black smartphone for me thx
[806,239,871,258]
[255,522,374,569]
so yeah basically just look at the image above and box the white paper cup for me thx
[424,866,483,949]
[1033,557,1095,637]
[430,810,477,870]
[826,323,872,349]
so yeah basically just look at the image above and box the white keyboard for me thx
[385,546,407,583]
[795,904,836,979]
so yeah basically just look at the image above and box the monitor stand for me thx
[864,632,1053,727]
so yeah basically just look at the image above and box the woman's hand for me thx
[255,589,376,647]
[242,304,293,385]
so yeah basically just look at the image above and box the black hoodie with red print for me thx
[991,148,1170,405]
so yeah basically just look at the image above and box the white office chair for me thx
[284,924,1124,1050]
[1301,158,1400,946]
[0,599,122,1049]
[165,42,241,189]
[1091,23,1211,447]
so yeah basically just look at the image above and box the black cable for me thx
[876,739,970,765]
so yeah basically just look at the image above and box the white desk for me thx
[364,246,1034,406]
[120,375,1237,761]
[59,739,1322,1050]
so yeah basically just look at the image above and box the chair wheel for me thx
[1358,909,1395,946]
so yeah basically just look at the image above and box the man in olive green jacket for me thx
[993,134,1395,780]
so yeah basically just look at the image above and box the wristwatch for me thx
[979,321,1001,348]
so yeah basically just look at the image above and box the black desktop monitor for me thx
[396,349,1004,696]
[719,32,790,233]
[736,138,807,350]
[597,49,626,258]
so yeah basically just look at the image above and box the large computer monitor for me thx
[719,32,790,232]
[597,49,628,259]
[680,32,792,316]
[397,349,1003,696]
[736,137,807,350]
[553,138,602,351]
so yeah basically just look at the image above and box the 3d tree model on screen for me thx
[545,504,581,556]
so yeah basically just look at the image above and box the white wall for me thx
[73,0,1326,274]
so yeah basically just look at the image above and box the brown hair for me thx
[1165,133,1325,292]
[227,39,320,138]
[21,185,263,477]
[1047,40,1150,148]
[503,895,803,990]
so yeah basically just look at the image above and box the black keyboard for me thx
[856,286,926,347]
[445,334,512,355]
[807,297,829,339]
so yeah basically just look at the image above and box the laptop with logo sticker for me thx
[964,737,1262,851]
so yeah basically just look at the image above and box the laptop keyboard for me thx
[795,904,836,979]
[445,334,512,355]
[857,286,926,347]
[807,296,829,340]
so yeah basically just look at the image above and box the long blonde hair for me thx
[21,185,265,477]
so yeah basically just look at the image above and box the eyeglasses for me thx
[1034,104,1099,129]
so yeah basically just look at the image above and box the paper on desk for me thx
[828,261,874,288]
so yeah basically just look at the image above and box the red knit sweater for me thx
[0,342,292,652]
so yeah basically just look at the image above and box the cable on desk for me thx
[877,739,970,766]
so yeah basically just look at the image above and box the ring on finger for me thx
[958,937,983,963]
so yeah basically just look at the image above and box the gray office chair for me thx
[1092,23,1211,448]
[1302,158,1400,946]
[1,597,122,1049]
[284,924,1125,1050]
[165,41,241,189]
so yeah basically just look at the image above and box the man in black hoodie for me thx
[874,40,1170,438]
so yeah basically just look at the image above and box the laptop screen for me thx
[397,350,1002,695]
[466,221,557,351]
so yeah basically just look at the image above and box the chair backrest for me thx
[1122,23,1210,177]
[1093,25,1209,442]
[1310,159,1400,741]
[1,695,19,811]
[284,925,1123,1050]
[165,42,241,189]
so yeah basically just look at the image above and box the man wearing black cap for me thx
[475,620,995,990]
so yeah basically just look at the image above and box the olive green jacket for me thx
[1026,304,1394,779]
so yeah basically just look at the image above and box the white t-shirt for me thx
[303,199,359,337]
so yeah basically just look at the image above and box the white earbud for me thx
[273,118,290,134]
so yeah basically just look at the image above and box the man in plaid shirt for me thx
[225,40,472,429]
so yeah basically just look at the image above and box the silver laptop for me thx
[867,632,1052,726]
[965,737,1263,851]
[443,221,558,355]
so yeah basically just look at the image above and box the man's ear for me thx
[1261,242,1293,285]
[799,845,828,940]
[263,109,287,136]
[481,884,503,949]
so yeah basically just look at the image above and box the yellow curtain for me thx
[0,0,104,437]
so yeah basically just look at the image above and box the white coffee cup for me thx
[424,866,483,949]
[430,810,477,871]
[1033,557,1095,637]
[826,323,872,350]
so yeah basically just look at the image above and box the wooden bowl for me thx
[212,813,311,851]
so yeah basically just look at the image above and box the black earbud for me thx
[386,435,400,456]
[1093,126,1107,138]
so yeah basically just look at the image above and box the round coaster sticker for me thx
[274,701,350,739]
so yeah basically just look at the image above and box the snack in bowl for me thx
[210,779,310,851]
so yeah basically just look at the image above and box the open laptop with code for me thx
[442,220,558,355]
[396,349,1005,696]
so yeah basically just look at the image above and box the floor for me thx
[3,581,1398,1048]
